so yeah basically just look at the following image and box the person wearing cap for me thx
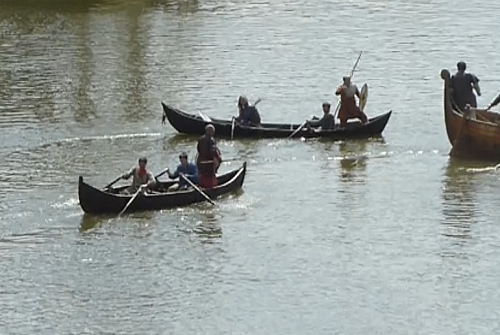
[235,95,261,127]
[335,75,368,128]
[167,152,199,191]
[306,102,335,131]
[121,157,157,194]
[196,124,222,189]
[451,61,481,111]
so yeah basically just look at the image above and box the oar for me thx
[333,51,363,119]
[231,98,261,140]
[118,188,142,216]
[154,167,170,179]
[198,111,212,122]
[180,174,216,205]
[116,167,170,216]
[103,175,122,190]
[287,120,308,139]
[231,117,236,140]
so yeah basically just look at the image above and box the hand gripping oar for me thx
[231,98,262,140]
[333,51,363,119]
[116,167,170,216]
[180,174,216,205]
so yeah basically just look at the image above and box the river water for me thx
[2,0,500,334]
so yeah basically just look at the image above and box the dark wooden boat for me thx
[78,162,246,215]
[161,102,392,140]
[441,69,500,161]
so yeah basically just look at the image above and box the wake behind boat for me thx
[161,102,392,140]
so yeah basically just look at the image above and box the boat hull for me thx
[78,162,246,214]
[161,102,392,140]
[441,69,500,161]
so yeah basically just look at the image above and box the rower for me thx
[306,102,335,131]
[196,124,222,189]
[451,61,481,110]
[121,157,156,194]
[235,95,261,127]
[335,76,368,128]
[167,152,199,191]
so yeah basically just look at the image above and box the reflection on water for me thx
[337,140,368,183]
[441,158,478,242]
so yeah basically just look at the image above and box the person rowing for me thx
[235,95,261,127]
[121,157,157,194]
[306,102,335,131]
[167,152,199,191]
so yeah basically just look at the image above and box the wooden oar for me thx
[116,167,170,216]
[154,167,170,179]
[118,188,142,216]
[198,111,212,122]
[103,175,122,190]
[180,174,216,205]
[230,98,262,140]
[231,117,236,140]
[287,120,308,139]
[333,51,363,119]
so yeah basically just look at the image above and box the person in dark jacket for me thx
[451,61,481,110]
[235,96,261,127]
[167,152,199,191]
[306,102,335,130]
[196,124,221,189]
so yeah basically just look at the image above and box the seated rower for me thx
[235,95,261,127]
[167,152,199,191]
[121,157,156,194]
[306,102,335,131]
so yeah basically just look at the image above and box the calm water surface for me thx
[2,0,500,334]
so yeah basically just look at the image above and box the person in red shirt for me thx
[335,76,368,128]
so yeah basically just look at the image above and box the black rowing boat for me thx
[161,102,392,139]
[78,162,246,214]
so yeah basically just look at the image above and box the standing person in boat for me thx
[306,102,335,131]
[121,157,157,194]
[335,76,368,128]
[167,152,199,191]
[235,95,261,127]
[451,61,481,110]
[196,124,222,189]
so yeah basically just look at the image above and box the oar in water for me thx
[333,51,363,119]
[287,120,308,139]
[180,174,216,206]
